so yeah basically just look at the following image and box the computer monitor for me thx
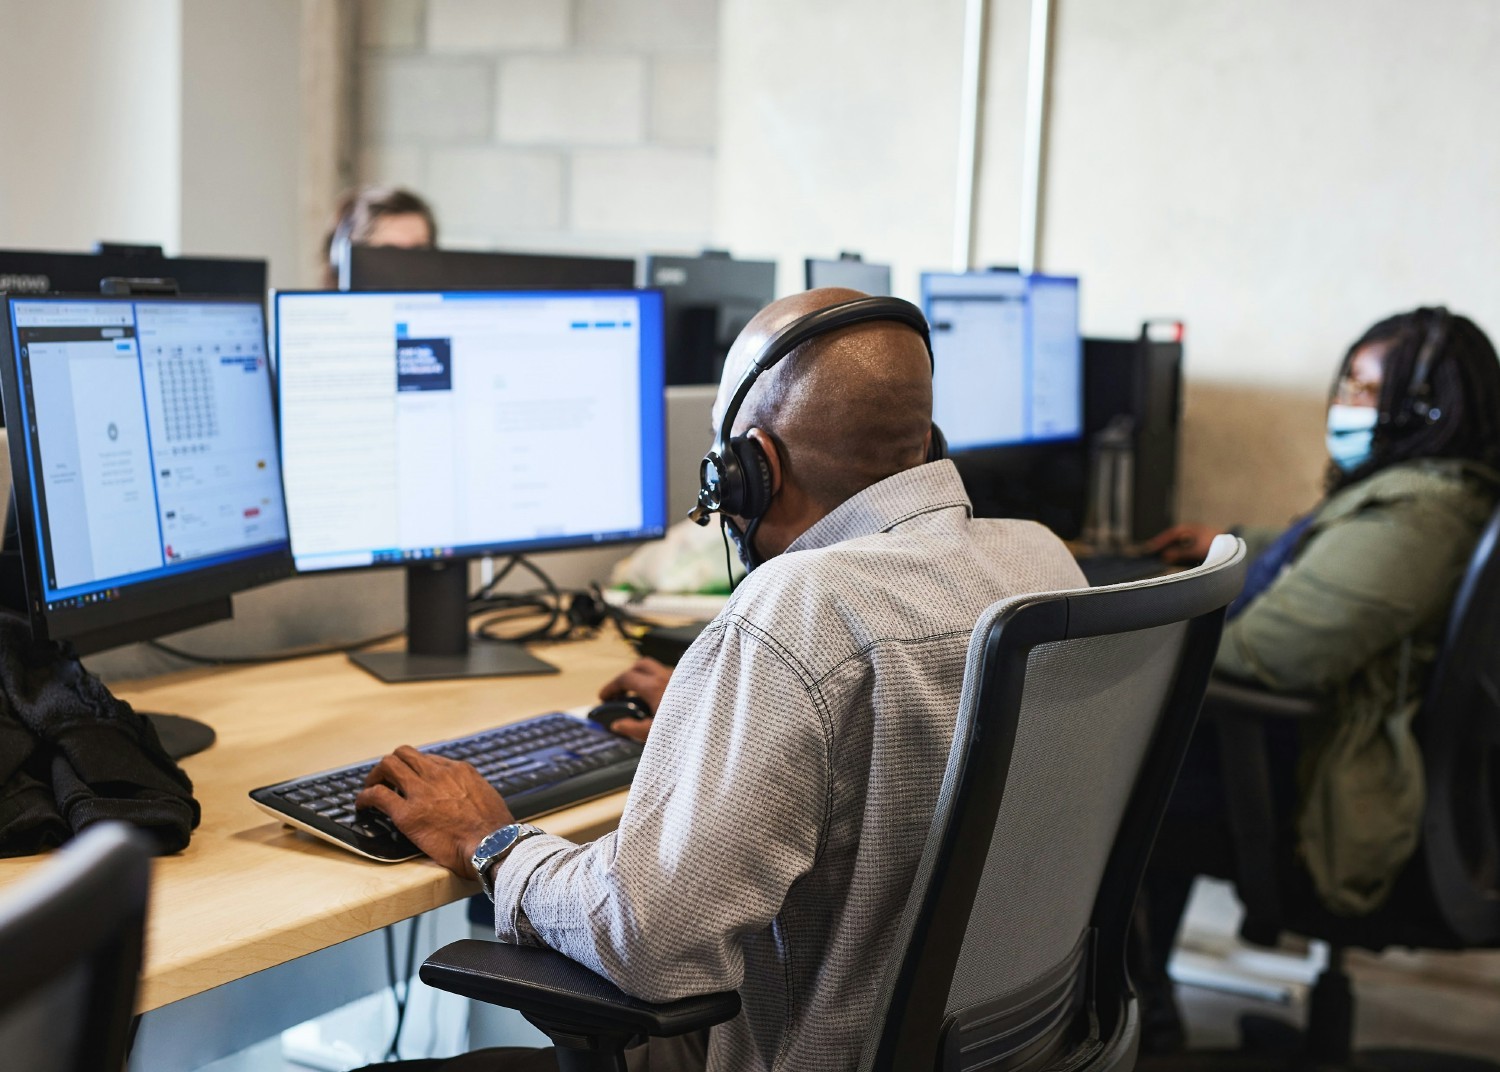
[644,251,776,386]
[804,253,892,295]
[0,294,292,755]
[344,246,635,292]
[274,288,667,683]
[0,248,268,428]
[0,247,266,300]
[920,271,1083,453]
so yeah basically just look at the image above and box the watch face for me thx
[476,825,519,862]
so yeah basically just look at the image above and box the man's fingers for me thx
[355,783,407,820]
[365,754,411,791]
[612,716,653,743]
[393,744,430,769]
[598,670,632,701]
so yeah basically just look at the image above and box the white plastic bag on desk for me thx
[610,518,746,595]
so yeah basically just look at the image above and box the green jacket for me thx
[1216,458,1499,916]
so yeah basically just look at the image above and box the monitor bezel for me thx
[803,256,893,295]
[643,252,777,386]
[919,269,1085,454]
[271,286,669,576]
[343,245,637,293]
[0,292,293,648]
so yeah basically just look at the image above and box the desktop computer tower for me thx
[1083,326,1183,543]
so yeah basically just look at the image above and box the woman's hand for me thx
[1144,523,1224,565]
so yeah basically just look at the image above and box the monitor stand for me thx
[144,713,217,760]
[349,560,558,684]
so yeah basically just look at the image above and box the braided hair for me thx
[1327,307,1500,493]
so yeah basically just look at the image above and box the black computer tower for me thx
[1083,327,1183,542]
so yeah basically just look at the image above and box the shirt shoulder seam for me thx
[815,627,977,686]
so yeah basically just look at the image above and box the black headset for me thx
[688,296,947,527]
[328,212,356,291]
[1388,305,1451,432]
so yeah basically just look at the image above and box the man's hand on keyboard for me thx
[355,746,515,879]
[597,656,672,743]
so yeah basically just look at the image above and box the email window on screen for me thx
[278,292,648,565]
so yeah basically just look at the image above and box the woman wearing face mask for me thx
[1134,307,1500,1053]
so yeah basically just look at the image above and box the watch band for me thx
[473,822,546,897]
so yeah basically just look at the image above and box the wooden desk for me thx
[0,633,636,1014]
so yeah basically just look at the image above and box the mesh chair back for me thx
[0,824,151,1072]
[1420,501,1500,943]
[864,537,1246,1072]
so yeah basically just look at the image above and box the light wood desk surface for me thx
[0,633,638,1013]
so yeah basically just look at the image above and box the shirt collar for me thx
[784,460,973,556]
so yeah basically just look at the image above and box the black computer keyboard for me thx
[1076,553,1168,587]
[249,712,644,862]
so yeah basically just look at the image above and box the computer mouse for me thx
[587,696,653,730]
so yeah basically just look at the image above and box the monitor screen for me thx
[921,271,1083,452]
[804,256,892,295]
[275,289,667,573]
[0,294,290,647]
[645,253,775,386]
[345,246,635,292]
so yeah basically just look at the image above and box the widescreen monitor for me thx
[920,271,1083,453]
[344,245,635,292]
[644,252,775,385]
[274,288,667,682]
[0,294,290,654]
[0,247,266,300]
[804,254,892,295]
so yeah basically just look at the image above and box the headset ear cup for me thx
[729,435,774,520]
[927,423,948,463]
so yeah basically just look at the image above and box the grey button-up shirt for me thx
[492,460,1085,1070]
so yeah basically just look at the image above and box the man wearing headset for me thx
[355,288,1085,1071]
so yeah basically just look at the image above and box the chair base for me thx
[1137,1013,1500,1072]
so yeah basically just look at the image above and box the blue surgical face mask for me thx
[1326,404,1378,472]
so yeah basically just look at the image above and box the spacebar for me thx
[502,758,641,821]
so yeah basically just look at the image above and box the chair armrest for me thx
[420,940,741,1039]
[1205,677,1322,721]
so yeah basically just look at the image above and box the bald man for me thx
[357,290,1085,1072]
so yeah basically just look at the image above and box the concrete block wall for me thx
[356,0,720,258]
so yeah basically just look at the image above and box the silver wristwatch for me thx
[471,822,546,897]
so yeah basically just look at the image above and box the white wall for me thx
[180,0,305,288]
[0,0,308,288]
[716,0,970,299]
[717,0,1500,526]
[1040,0,1500,382]
[356,0,719,258]
[0,0,183,252]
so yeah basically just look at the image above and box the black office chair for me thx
[418,538,1248,1072]
[0,822,151,1072]
[1192,500,1500,1070]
